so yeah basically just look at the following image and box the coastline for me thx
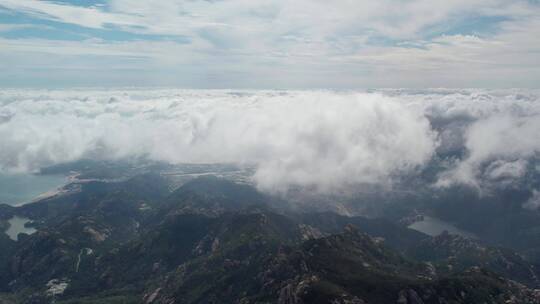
[11,173,78,207]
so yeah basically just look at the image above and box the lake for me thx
[408,216,477,239]
[5,216,37,241]
[0,173,67,206]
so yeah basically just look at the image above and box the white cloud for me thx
[0,0,138,29]
[523,190,540,210]
[1,88,540,193]
[0,89,437,193]
[0,23,43,32]
[433,102,540,188]
[485,159,528,180]
[0,0,507,38]
[0,0,539,87]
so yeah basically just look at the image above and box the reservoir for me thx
[5,216,37,241]
[408,216,477,239]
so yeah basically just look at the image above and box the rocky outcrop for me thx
[396,289,424,304]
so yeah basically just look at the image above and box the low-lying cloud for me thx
[437,113,540,187]
[0,89,539,193]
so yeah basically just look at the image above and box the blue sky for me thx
[0,0,539,88]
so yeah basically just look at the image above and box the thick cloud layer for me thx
[0,89,539,193]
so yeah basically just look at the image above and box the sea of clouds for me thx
[0,89,539,194]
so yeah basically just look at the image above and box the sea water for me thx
[0,173,66,206]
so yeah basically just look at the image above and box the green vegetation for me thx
[1,174,540,303]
